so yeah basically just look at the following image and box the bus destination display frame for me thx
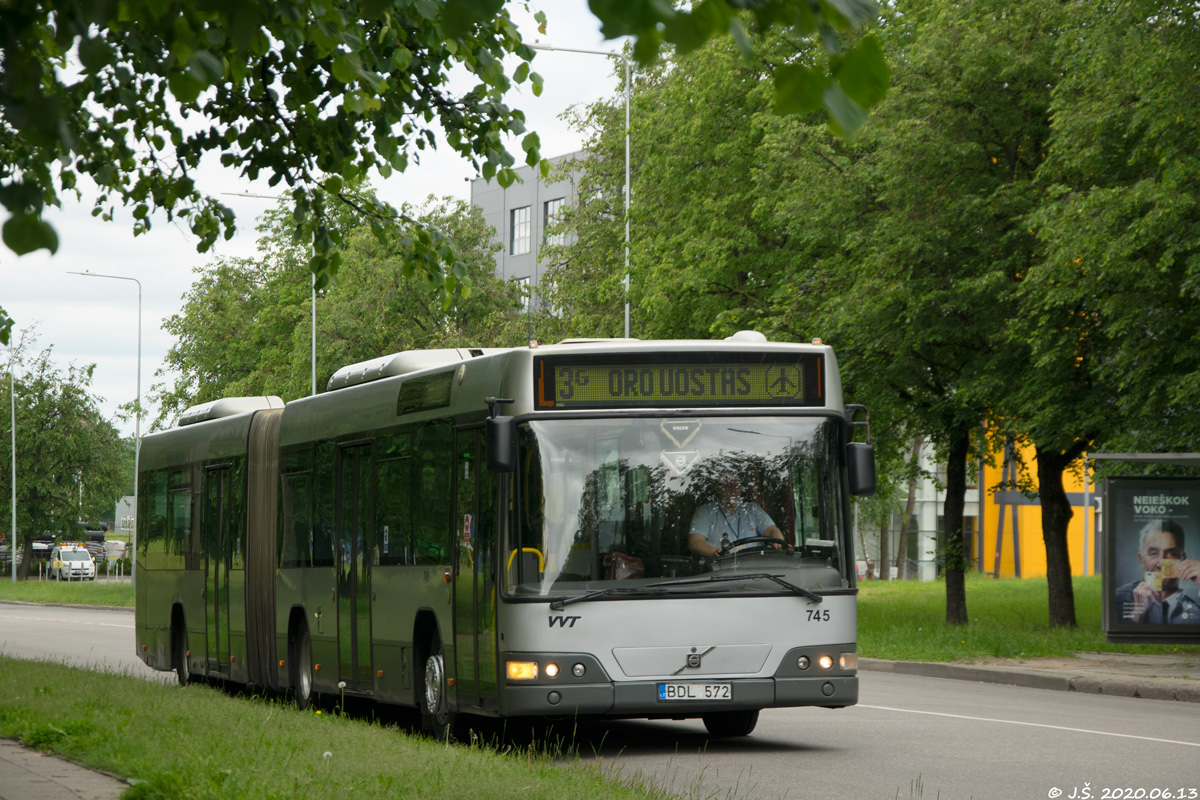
[535,352,824,410]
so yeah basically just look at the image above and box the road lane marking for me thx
[861,704,1200,748]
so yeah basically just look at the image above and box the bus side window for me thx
[139,470,168,568]
[230,457,247,570]
[311,442,336,568]
[168,482,191,568]
[376,455,411,565]
[279,449,313,568]
[414,421,452,564]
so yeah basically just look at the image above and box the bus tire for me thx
[421,637,459,740]
[171,619,189,686]
[291,625,314,711]
[702,709,759,738]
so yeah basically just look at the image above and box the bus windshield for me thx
[507,416,851,598]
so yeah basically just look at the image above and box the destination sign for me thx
[535,354,824,409]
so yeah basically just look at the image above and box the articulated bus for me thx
[135,333,875,738]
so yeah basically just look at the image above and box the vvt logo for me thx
[548,615,580,628]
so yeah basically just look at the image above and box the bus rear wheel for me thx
[702,709,759,738]
[171,622,189,686]
[291,626,314,711]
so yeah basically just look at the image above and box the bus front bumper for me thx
[502,675,858,717]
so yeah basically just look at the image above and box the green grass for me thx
[859,573,1200,661]
[0,578,134,607]
[0,656,673,800]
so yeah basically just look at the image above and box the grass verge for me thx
[0,656,669,800]
[0,578,134,607]
[5,571,1196,663]
[859,573,1200,661]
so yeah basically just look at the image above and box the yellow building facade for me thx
[977,441,1098,579]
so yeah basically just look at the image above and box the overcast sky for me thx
[0,2,625,440]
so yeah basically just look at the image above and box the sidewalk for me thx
[860,650,1200,702]
[0,741,123,800]
[2,651,1198,799]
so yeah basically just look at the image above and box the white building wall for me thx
[857,437,985,581]
[468,151,585,301]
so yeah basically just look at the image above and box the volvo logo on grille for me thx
[674,646,716,675]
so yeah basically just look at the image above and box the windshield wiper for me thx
[549,586,672,610]
[647,573,823,604]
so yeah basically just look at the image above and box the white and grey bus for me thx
[134,334,875,738]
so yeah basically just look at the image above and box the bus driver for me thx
[688,471,784,558]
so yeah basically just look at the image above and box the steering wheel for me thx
[720,536,789,555]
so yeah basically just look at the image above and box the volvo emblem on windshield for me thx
[675,646,716,675]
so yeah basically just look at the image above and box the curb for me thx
[0,599,134,613]
[860,658,1200,703]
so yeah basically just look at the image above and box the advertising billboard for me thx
[1103,477,1200,643]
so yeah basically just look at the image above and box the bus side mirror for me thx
[847,442,876,497]
[486,416,517,473]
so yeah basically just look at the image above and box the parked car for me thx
[48,544,96,581]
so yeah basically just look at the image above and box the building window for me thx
[543,197,566,246]
[510,206,531,255]
[934,461,977,490]
[512,276,532,312]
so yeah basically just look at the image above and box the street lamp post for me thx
[528,43,632,338]
[9,337,15,585]
[68,271,140,588]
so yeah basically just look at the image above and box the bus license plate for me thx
[658,683,732,701]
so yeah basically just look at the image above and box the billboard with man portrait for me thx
[1103,477,1200,643]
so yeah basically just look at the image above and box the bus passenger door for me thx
[336,444,373,693]
[203,465,232,676]
[453,427,498,712]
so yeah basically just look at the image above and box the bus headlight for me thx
[818,655,834,670]
[797,656,811,670]
[572,663,586,678]
[507,661,538,680]
[544,663,560,678]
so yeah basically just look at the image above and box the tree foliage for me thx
[0,334,127,578]
[0,0,889,346]
[152,195,526,426]
[0,0,551,341]
[588,0,889,136]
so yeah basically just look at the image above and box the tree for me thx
[543,38,775,339]
[0,335,126,579]
[152,195,526,424]
[795,0,1068,622]
[589,0,889,136]
[1005,0,1200,626]
[1,0,889,346]
[542,28,856,341]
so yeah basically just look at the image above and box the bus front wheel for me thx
[702,709,759,737]
[421,640,460,740]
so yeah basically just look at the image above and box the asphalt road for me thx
[0,602,164,681]
[3,602,1199,800]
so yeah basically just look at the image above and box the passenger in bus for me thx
[688,471,784,558]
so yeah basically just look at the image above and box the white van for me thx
[48,544,96,581]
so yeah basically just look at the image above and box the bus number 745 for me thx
[806,609,830,622]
